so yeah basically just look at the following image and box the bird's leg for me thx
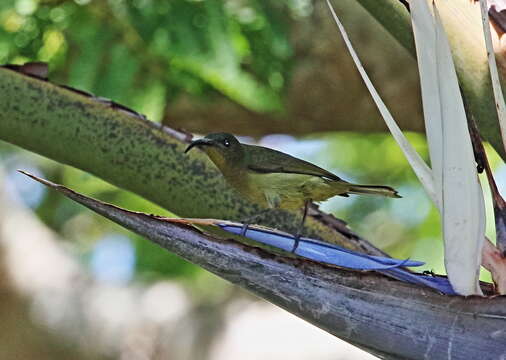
[292,200,310,253]
[239,209,270,236]
[240,223,248,236]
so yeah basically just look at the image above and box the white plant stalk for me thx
[410,0,443,209]
[434,4,485,296]
[327,0,486,295]
[479,0,506,154]
[325,0,437,205]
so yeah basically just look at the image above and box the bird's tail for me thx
[347,184,401,198]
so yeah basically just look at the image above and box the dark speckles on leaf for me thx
[143,173,153,184]
[70,101,86,113]
[46,102,56,113]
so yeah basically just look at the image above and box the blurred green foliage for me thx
[0,0,299,120]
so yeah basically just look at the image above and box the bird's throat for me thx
[205,148,244,179]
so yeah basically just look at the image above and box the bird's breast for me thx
[241,172,342,210]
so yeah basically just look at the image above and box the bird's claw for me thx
[240,223,249,236]
[291,236,300,253]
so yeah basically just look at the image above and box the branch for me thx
[0,66,382,255]
[24,172,506,360]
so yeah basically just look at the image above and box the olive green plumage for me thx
[185,133,400,212]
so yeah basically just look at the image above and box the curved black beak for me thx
[184,138,214,153]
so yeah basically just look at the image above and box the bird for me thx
[185,133,400,252]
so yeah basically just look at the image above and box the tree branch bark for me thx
[26,172,506,360]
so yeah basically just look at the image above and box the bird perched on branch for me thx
[185,133,400,251]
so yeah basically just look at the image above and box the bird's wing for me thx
[243,144,344,181]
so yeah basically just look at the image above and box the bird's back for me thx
[243,144,343,181]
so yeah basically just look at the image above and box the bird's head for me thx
[185,133,244,171]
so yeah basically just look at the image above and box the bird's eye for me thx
[223,139,230,147]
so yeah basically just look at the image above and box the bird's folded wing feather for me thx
[244,144,344,181]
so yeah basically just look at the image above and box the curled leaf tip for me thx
[3,62,48,79]
[18,170,56,188]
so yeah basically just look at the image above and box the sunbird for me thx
[185,133,400,251]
